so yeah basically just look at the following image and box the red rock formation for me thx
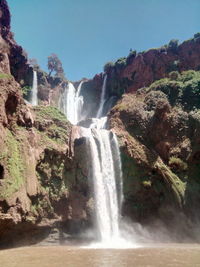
[108,37,200,93]
[0,1,93,248]
[0,0,33,86]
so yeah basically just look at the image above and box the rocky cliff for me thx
[38,34,200,113]
[0,75,94,247]
[0,0,94,248]
[108,70,200,239]
[104,35,200,96]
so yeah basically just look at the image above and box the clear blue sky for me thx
[7,0,200,81]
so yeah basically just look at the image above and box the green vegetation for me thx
[22,85,32,96]
[148,70,200,110]
[169,71,180,80]
[34,106,68,123]
[194,32,200,39]
[126,50,137,64]
[115,57,127,70]
[48,124,69,144]
[0,73,12,79]
[34,106,71,145]
[31,197,54,217]
[0,130,25,199]
[169,157,188,172]
[168,39,179,51]
[103,61,114,72]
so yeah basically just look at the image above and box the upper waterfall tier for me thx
[31,70,38,106]
[59,81,84,125]
[96,74,107,119]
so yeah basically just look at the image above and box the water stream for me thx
[59,81,85,125]
[59,75,132,247]
[30,70,38,106]
[96,74,107,118]
[81,128,123,245]
[74,80,84,123]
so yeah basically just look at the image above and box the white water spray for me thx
[89,116,108,130]
[59,81,84,125]
[80,128,122,243]
[91,130,120,241]
[31,70,38,106]
[80,126,137,248]
[96,74,107,118]
[65,82,76,124]
[74,80,84,124]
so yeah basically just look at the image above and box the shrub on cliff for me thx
[179,70,199,82]
[169,71,180,81]
[126,50,137,64]
[149,79,183,106]
[194,32,200,39]
[147,70,200,110]
[103,61,114,73]
[22,85,32,98]
[114,57,127,70]
[181,79,200,110]
[168,39,179,52]
[144,91,168,111]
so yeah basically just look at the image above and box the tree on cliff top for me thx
[47,53,64,78]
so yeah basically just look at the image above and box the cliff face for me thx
[0,1,93,248]
[104,36,200,96]
[0,0,33,88]
[47,35,200,121]
[108,70,200,236]
[0,77,93,247]
[37,71,104,120]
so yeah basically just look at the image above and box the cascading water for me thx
[74,80,84,124]
[89,130,121,241]
[59,81,84,125]
[60,73,135,247]
[31,70,38,106]
[89,116,108,130]
[96,74,107,118]
[80,126,124,247]
[65,82,76,124]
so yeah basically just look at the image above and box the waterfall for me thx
[96,74,107,118]
[89,116,108,129]
[60,72,137,247]
[65,82,76,124]
[75,74,126,245]
[74,81,84,124]
[31,70,38,106]
[80,127,123,244]
[111,134,124,212]
[59,81,84,125]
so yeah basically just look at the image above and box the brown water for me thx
[0,245,200,267]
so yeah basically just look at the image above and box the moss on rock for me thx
[0,129,25,199]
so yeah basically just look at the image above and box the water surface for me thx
[0,245,200,267]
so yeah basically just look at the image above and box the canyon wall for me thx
[0,0,93,248]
